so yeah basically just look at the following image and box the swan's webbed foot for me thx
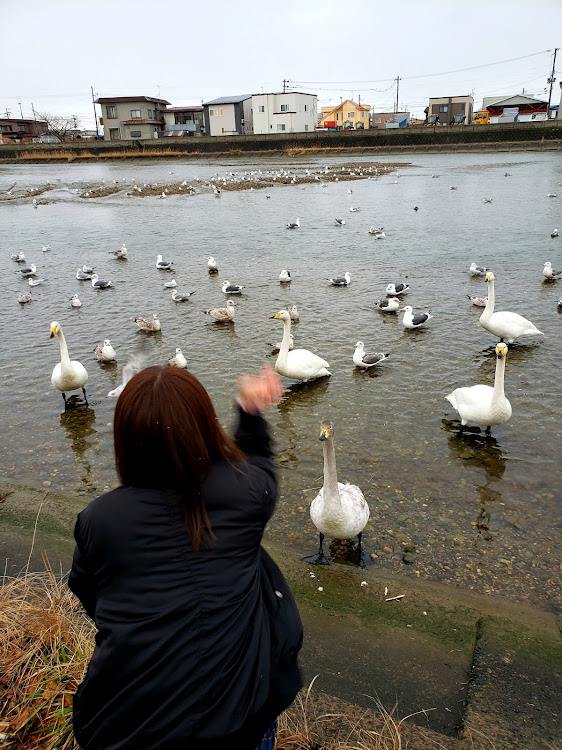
[348,533,376,567]
[302,533,331,565]
[82,387,89,406]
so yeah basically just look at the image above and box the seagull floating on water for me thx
[375,297,400,312]
[110,244,127,258]
[483,198,493,203]
[470,262,488,276]
[543,261,561,280]
[82,265,95,275]
[76,268,92,280]
[204,299,236,322]
[11,252,26,262]
[349,207,360,212]
[156,254,174,270]
[163,279,177,288]
[335,218,346,226]
[42,246,51,253]
[171,289,196,302]
[279,270,291,282]
[547,192,557,198]
[168,348,187,368]
[94,340,116,362]
[551,228,559,238]
[134,313,161,332]
[207,256,218,273]
[91,274,113,289]
[221,280,244,294]
[20,264,37,277]
[368,227,385,238]
[353,342,389,370]
[70,294,82,308]
[288,305,299,323]
[28,277,44,286]
[286,218,300,229]
[467,294,488,307]
[386,283,409,295]
[401,305,432,329]
[18,292,32,304]
[328,272,352,286]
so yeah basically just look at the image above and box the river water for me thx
[1,152,560,610]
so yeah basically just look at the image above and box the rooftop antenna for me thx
[547,47,559,119]
[18,101,23,119]
[91,86,100,137]
[394,76,401,113]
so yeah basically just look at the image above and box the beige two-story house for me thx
[96,96,171,140]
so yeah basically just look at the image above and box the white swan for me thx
[479,272,543,343]
[50,321,89,406]
[304,420,370,565]
[446,342,512,433]
[272,310,330,381]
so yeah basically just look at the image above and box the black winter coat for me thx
[68,408,303,750]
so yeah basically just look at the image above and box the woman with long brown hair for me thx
[69,364,302,749]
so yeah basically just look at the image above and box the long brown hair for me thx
[113,366,245,550]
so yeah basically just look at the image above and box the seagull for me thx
[90,274,113,289]
[134,313,161,332]
[207,256,218,272]
[547,192,557,198]
[110,244,127,258]
[156,254,174,270]
[335,218,346,226]
[288,305,299,323]
[82,265,95,274]
[107,354,145,398]
[94,340,116,362]
[483,198,493,203]
[171,289,196,302]
[368,227,385,238]
[42,246,51,253]
[450,186,458,190]
[70,294,82,308]
[349,207,360,212]
[328,272,352,286]
[470,262,488,276]
[18,292,32,304]
[163,279,177,288]
[401,305,432,329]
[375,297,401,312]
[11,252,26,262]
[286,218,300,229]
[221,281,244,294]
[32,199,38,208]
[204,299,236,323]
[76,268,92,280]
[413,206,419,211]
[353,342,389,370]
[551,228,559,238]
[20,264,37,277]
[168,348,187,368]
[28,278,44,286]
[467,294,488,307]
[543,261,561,280]
[268,333,294,353]
[279,270,291,282]
[386,283,409,295]
[348,189,353,194]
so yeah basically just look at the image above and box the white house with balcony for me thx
[96,96,170,140]
[202,95,253,136]
[251,92,318,134]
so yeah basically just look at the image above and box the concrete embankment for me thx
[1,120,561,162]
[1,478,560,748]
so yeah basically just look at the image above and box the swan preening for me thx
[446,342,512,433]
[50,321,89,407]
[204,299,236,323]
[479,272,543,343]
[272,310,330,381]
[303,420,370,566]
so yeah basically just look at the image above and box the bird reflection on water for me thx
[276,378,331,467]
[59,404,98,487]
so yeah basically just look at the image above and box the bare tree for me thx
[35,112,81,141]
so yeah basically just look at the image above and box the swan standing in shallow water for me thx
[272,310,330,381]
[479,272,543,343]
[303,420,370,565]
[446,342,512,433]
[50,321,89,407]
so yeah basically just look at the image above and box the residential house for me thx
[481,94,549,122]
[96,97,171,141]
[162,106,205,136]
[370,112,410,129]
[202,95,253,136]
[428,95,474,125]
[319,100,371,129]
[0,118,48,143]
[251,92,317,134]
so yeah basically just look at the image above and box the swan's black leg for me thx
[485,426,491,436]
[82,387,89,406]
[62,392,68,410]
[302,532,330,565]
[355,532,375,567]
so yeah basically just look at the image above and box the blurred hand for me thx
[237,364,284,414]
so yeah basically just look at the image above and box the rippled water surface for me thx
[1,152,560,607]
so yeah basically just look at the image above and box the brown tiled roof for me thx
[95,96,171,105]
[166,106,204,112]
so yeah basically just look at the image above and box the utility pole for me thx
[91,86,100,137]
[547,48,559,119]
[5,108,11,118]
[394,76,400,113]
[18,101,23,119]
[31,103,36,120]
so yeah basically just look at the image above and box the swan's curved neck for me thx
[481,278,495,322]
[56,330,72,372]
[322,436,341,507]
[492,353,506,404]
[276,317,292,368]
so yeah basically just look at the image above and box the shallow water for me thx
[1,152,561,608]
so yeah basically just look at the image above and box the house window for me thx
[439,105,448,113]
[130,130,142,137]
[304,124,308,131]
[1,125,11,133]
[107,105,117,118]
[375,118,381,123]
[258,105,265,112]
[131,109,141,119]
[221,127,225,133]
[277,123,286,131]
[219,108,223,116]
[280,104,289,112]
[209,109,217,116]
[109,128,120,140]
[460,103,465,111]
[347,112,355,118]
[336,113,339,121]
[304,104,308,111]
[147,109,154,118]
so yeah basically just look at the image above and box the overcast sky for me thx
[2,0,561,129]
